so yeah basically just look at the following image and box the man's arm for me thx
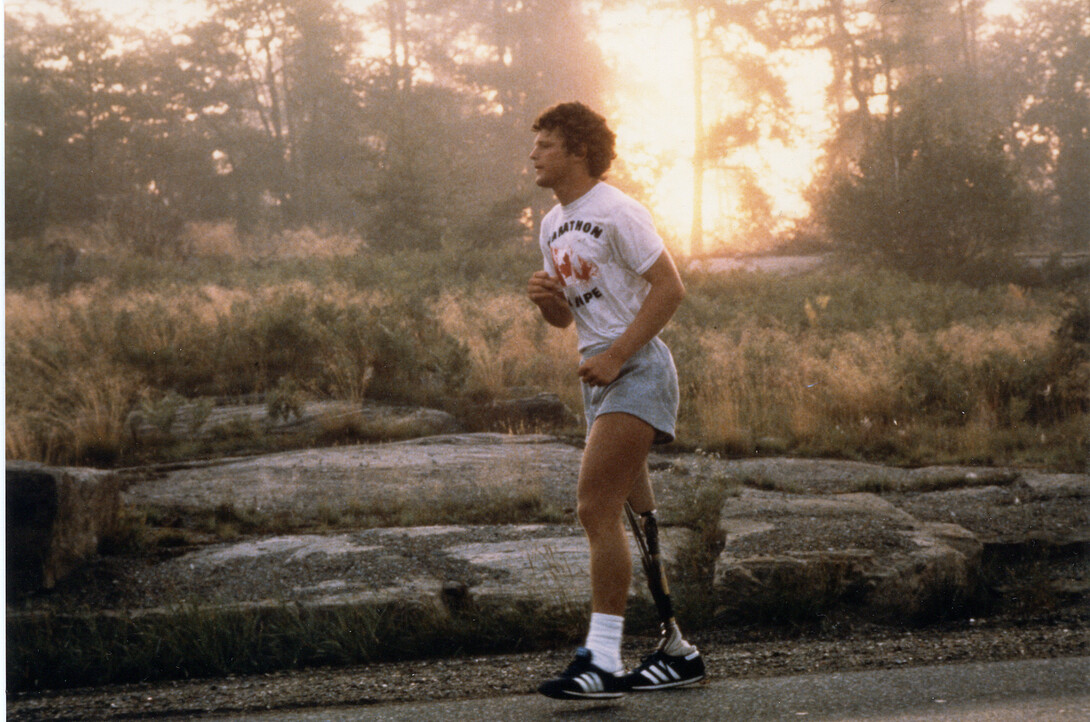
[528,270,574,328]
[577,249,685,387]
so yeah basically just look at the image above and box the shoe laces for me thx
[636,648,667,668]
[561,648,596,677]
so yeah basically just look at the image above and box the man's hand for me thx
[527,271,573,328]
[527,271,565,306]
[578,349,623,387]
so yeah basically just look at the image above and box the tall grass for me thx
[6,223,1087,470]
[434,289,580,407]
[669,269,1087,469]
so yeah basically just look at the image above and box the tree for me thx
[818,75,1031,283]
[352,0,610,250]
[6,12,58,237]
[989,0,1090,250]
[452,0,611,244]
[181,0,367,229]
[802,0,1050,281]
[442,0,611,239]
[689,2,707,255]
[637,0,794,254]
[5,5,142,234]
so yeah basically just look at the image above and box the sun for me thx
[596,0,1028,254]
[596,5,835,254]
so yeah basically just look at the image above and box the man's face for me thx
[530,128,584,189]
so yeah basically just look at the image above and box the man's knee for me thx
[577,496,622,537]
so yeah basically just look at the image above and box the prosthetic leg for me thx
[624,503,694,654]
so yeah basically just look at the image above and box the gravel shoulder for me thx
[8,613,1088,720]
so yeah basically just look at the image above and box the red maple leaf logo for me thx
[552,248,598,285]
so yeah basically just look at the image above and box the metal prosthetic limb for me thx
[624,502,685,649]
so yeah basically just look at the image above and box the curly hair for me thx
[532,102,617,178]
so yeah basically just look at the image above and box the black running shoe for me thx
[537,647,627,700]
[622,647,706,691]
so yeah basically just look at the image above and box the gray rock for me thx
[712,490,984,622]
[866,522,983,619]
[19,435,1087,630]
[889,474,1090,546]
[479,393,576,432]
[126,398,461,443]
[122,433,580,522]
[6,461,121,593]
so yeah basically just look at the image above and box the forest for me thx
[5,0,1089,470]
[6,0,1088,267]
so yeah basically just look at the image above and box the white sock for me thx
[661,622,697,656]
[584,612,624,673]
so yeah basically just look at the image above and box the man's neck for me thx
[554,176,598,206]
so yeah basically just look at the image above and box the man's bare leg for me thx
[578,412,655,616]
[627,464,655,515]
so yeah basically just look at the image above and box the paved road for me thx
[184,656,1089,721]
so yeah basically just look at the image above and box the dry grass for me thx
[5,280,388,463]
[434,289,580,406]
[687,324,907,445]
[5,225,1086,470]
[680,297,1080,467]
[182,222,365,259]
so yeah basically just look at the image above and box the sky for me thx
[6,0,1026,251]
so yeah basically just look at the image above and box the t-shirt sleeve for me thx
[610,200,665,275]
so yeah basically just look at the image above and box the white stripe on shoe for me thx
[641,662,681,684]
[575,673,603,694]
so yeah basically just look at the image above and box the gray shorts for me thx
[581,336,679,445]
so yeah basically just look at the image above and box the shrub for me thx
[815,76,1032,286]
[1040,292,1090,421]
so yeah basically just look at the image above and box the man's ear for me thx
[574,144,594,176]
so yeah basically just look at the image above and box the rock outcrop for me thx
[712,490,984,622]
[6,461,121,593]
[477,393,577,432]
[7,434,1087,696]
[27,435,1085,625]
[125,398,462,444]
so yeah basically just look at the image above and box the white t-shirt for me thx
[539,182,665,352]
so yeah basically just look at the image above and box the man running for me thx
[526,101,705,700]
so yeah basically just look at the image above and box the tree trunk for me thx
[690,3,704,256]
